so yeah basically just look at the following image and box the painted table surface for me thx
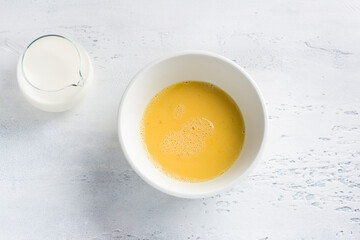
[0,0,359,239]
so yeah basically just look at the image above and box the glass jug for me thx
[1,34,93,112]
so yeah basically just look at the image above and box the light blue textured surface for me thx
[0,0,359,239]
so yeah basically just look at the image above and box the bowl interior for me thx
[118,52,266,198]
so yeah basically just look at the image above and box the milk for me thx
[17,35,92,112]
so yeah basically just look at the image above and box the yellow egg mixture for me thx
[141,81,245,182]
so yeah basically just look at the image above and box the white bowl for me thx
[118,51,267,198]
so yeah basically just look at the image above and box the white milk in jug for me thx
[17,35,93,112]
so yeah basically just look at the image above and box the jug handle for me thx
[1,39,24,56]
